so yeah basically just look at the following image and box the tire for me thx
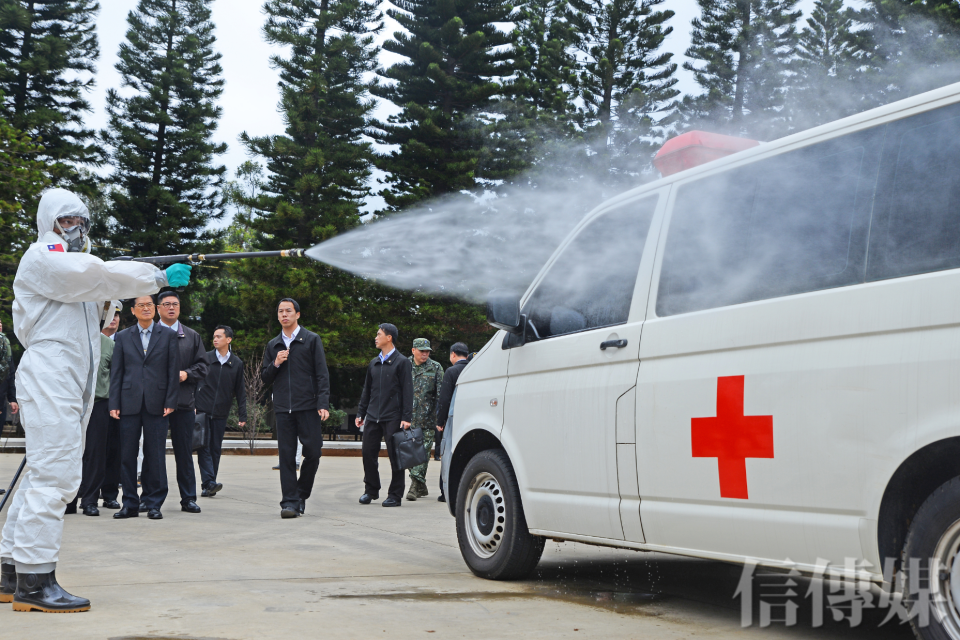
[902,476,960,640]
[456,449,545,580]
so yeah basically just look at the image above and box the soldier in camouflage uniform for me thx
[406,338,443,500]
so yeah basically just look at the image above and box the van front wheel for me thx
[456,449,544,580]
[902,476,960,640]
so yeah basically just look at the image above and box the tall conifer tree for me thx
[102,0,226,257]
[221,0,383,367]
[0,0,101,191]
[789,0,870,130]
[493,0,579,179]
[683,0,801,139]
[568,0,679,184]
[372,0,517,209]
[0,110,48,334]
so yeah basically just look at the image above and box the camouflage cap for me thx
[412,338,432,351]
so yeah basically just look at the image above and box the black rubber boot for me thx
[0,563,15,603]
[12,571,91,613]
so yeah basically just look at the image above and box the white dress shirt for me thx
[281,325,300,349]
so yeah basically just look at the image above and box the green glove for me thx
[165,263,192,287]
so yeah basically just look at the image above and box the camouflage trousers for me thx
[409,428,435,484]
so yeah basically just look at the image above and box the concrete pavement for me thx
[0,453,913,639]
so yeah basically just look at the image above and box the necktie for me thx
[141,329,150,354]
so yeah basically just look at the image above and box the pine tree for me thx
[102,0,226,258]
[487,0,580,180]
[0,0,101,192]
[241,0,380,249]
[789,0,870,131]
[371,0,517,209]
[852,0,960,103]
[218,0,384,370]
[683,0,801,139]
[567,0,679,184]
[0,110,48,337]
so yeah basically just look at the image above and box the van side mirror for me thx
[487,290,523,334]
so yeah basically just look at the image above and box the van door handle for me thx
[600,339,628,350]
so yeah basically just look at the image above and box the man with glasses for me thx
[109,296,180,522]
[156,291,208,513]
[0,189,191,613]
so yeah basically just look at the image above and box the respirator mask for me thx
[54,215,91,253]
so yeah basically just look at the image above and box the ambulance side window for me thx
[520,197,657,341]
[868,103,960,281]
[656,128,882,317]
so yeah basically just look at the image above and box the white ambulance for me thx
[440,81,960,639]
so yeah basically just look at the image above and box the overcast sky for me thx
[90,0,817,185]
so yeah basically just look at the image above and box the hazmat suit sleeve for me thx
[17,248,160,304]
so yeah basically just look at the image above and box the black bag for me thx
[392,426,430,470]
[192,412,209,452]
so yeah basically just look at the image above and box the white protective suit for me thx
[0,189,165,572]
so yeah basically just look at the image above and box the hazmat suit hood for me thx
[36,188,91,253]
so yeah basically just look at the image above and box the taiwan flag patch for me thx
[46,244,64,252]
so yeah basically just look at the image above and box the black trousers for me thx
[100,414,121,502]
[68,399,110,509]
[168,408,198,505]
[433,427,443,461]
[276,410,323,509]
[120,405,168,510]
[362,419,404,501]
[197,417,227,488]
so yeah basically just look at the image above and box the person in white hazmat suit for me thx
[0,189,192,613]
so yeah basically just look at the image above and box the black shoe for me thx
[12,571,90,613]
[147,509,163,520]
[113,506,139,519]
[101,499,121,510]
[382,497,401,507]
[206,482,222,497]
[0,563,15,603]
[0,488,5,495]
[81,505,99,517]
[298,499,305,516]
[200,488,210,498]
[181,501,201,514]
[437,494,446,503]
[272,465,280,471]
[138,502,148,513]
[280,506,299,519]
[359,493,378,505]
[64,503,77,515]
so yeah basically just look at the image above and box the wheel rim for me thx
[931,517,960,634]
[464,471,507,559]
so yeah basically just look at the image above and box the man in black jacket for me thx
[157,290,208,514]
[196,325,246,497]
[435,342,470,503]
[109,295,180,520]
[356,323,413,507]
[260,299,330,519]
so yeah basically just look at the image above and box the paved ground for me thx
[0,453,915,639]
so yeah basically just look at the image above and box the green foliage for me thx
[682,0,802,139]
[788,0,876,131]
[0,0,102,194]
[371,0,518,208]
[101,0,226,258]
[0,111,48,351]
[568,0,680,184]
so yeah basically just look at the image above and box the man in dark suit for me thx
[156,290,208,513]
[109,295,179,520]
[355,323,413,508]
[260,298,330,519]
